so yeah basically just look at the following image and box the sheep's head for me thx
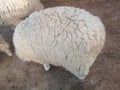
[0,36,12,56]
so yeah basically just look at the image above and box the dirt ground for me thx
[0,0,120,90]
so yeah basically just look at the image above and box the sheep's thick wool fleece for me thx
[13,6,106,79]
[0,0,44,26]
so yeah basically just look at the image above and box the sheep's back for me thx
[14,6,106,66]
[0,0,44,26]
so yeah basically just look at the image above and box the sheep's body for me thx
[0,0,44,26]
[13,6,106,79]
[0,34,12,56]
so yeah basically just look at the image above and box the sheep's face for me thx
[0,41,12,56]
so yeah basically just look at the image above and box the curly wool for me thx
[0,0,44,26]
[13,6,106,79]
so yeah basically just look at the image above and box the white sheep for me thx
[0,34,12,56]
[13,6,106,79]
[0,0,44,27]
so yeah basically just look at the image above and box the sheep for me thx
[0,0,44,27]
[13,6,106,79]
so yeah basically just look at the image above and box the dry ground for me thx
[0,0,120,90]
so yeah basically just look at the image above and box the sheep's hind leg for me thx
[43,64,51,71]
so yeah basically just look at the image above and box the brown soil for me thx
[0,0,120,90]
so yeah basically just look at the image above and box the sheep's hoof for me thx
[5,49,13,56]
[43,64,50,71]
